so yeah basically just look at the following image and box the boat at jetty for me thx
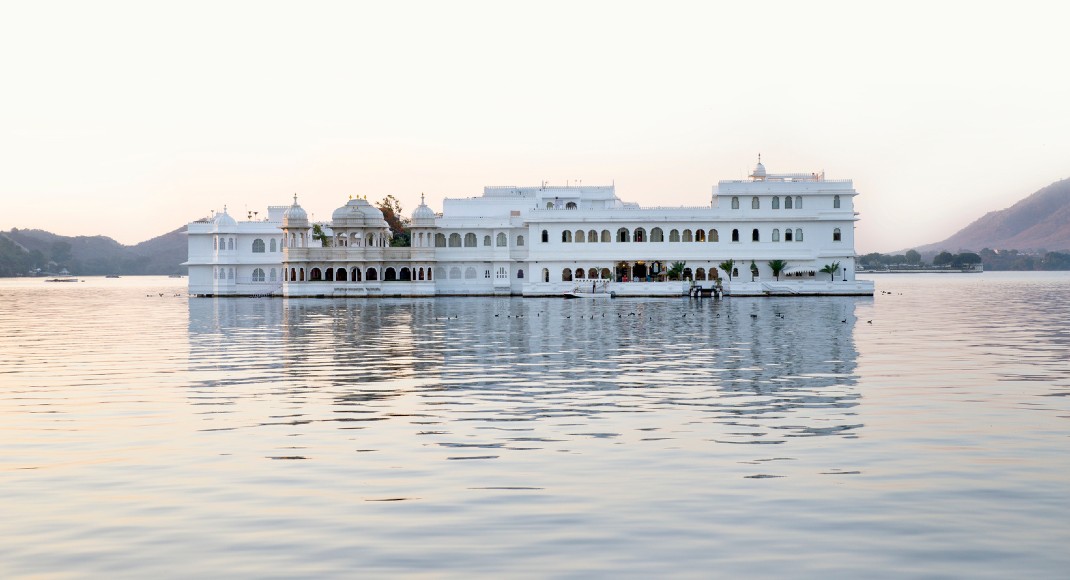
[564,281,614,299]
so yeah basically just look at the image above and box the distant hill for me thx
[0,226,187,277]
[915,178,1070,254]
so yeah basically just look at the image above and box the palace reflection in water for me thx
[187,295,864,447]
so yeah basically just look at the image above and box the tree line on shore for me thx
[859,248,1070,271]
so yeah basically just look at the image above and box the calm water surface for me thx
[1,273,1068,578]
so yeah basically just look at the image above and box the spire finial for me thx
[758,153,761,164]
[421,192,425,204]
[292,193,298,205]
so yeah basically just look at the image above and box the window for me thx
[785,196,793,209]
[651,227,664,242]
[772,196,780,209]
[270,268,277,282]
[695,230,705,242]
[601,230,611,243]
[228,238,234,250]
[366,268,377,281]
[464,233,477,247]
[465,267,477,279]
[732,229,740,242]
[772,228,780,242]
[669,229,680,242]
[252,239,265,253]
[270,238,277,252]
[566,202,577,209]
[833,228,842,241]
[709,229,719,242]
[217,268,224,280]
[574,230,585,243]
[483,235,491,246]
[796,228,803,241]
[337,268,347,281]
[449,233,461,247]
[795,196,802,209]
[252,268,265,282]
[588,268,598,279]
[516,235,524,246]
[833,195,841,209]
[683,229,693,242]
[562,268,573,281]
[542,230,549,243]
[588,230,598,243]
[562,230,572,243]
[617,228,630,243]
[517,269,524,279]
[731,196,739,209]
[213,237,217,250]
[542,268,549,282]
[575,268,584,279]
[752,228,760,242]
[228,268,234,279]
[634,228,646,242]
[435,233,446,247]
[435,267,447,280]
[449,267,461,279]
[384,268,397,281]
[546,202,554,209]
[497,232,507,247]
[484,269,490,279]
[752,197,760,209]
[785,229,793,242]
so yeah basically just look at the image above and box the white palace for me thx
[184,161,874,297]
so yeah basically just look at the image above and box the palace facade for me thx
[184,161,874,297]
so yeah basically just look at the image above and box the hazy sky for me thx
[2,1,1068,252]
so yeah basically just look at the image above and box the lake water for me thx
[1,273,1068,578]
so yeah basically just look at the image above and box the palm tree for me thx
[767,259,788,281]
[820,261,841,281]
[718,259,735,282]
[667,261,686,281]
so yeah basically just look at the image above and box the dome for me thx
[283,195,309,227]
[330,196,388,228]
[214,206,237,228]
[411,193,436,225]
[751,161,767,180]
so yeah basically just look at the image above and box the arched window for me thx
[562,268,573,281]
[384,268,397,281]
[588,230,598,243]
[517,269,524,279]
[464,233,477,247]
[366,267,377,281]
[290,268,297,281]
[683,229,693,242]
[833,195,841,209]
[325,268,334,282]
[309,268,322,281]
[400,268,411,281]
[683,268,692,280]
[435,233,446,247]
[772,196,780,209]
[695,229,706,242]
[546,202,554,209]
[427,268,433,281]
[732,267,739,279]
[617,228,630,243]
[269,268,277,282]
[600,230,611,243]
[669,229,680,242]
[353,267,362,282]
[435,267,447,280]
[541,230,549,243]
[574,230,585,243]
[752,197,760,209]
[483,235,491,246]
[517,235,525,246]
[795,196,802,209]
[601,267,612,279]
[634,228,646,242]
[650,227,664,242]
[588,267,598,279]
[228,238,234,250]
[731,196,740,210]
[785,229,793,241]
[336,268,347,282]
[213,238,217,250]
[566,202,577,209]
[575,268,584,279]
[497,232,507,247]
[218,268,225,280]
[562,230,572,243]
[732,229,740,242]
[228,268,234,279]
[449,233,461,247]
[542,268,550,283]
[367,233,374,247]
[464,267,477,279]
[695,268,706,281]
[795,228,803,241]
[252,239,265,253]
[772,228,780,242]
[752,228,760,242]
[709,229,719,242]
[785,196,793,209]
[270,238,278,252]
[833,228,842,241]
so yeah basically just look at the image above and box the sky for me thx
[2,1,1068,253]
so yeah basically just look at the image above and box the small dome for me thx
[283,195,308,227]
[751,161,767,179]
[214,207,237,228]
[411,193,435,225]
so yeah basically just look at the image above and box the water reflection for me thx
[187,296,866,451]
